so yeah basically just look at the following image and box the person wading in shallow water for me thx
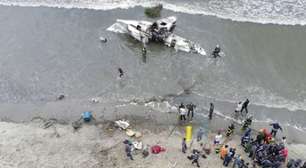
[212,45,221,58]
[179,103,187,121]
[270,123,283,137]
[118,68,124,78]
[187,103,196,120]
[235,101,242,118]
[209,103,214,120]
[240,99,250,115]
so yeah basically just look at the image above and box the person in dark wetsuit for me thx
[208,103,214,120]
[118,68,124,78]
[241,99,250,114]
[212,45,221,58]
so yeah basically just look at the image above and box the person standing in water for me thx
[235,102,243,114]
[142,47,147,56]
[209,103,214,120]
[179,103,187,121]
[270,123,283,137]
[234,101,243,119]
[118,68,124,78]
[240,99,250,115]
[187,103,196,120]
[212,45,221,58]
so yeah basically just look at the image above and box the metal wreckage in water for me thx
[107,16,206,56]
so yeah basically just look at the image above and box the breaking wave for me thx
[0,0,306,26]
[194,87,306,113]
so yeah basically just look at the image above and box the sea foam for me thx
[0,0,306,26]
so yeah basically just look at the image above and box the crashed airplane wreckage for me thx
[107,16,206,56]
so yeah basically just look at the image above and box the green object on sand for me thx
[144,4,163,18]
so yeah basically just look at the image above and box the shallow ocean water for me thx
[0,1,305,148]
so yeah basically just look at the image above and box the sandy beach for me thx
[0,118,244,168]
[1,107,305,168]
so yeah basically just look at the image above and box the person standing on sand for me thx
[251,161,257,168]
[125,143,133,160]
[214,131,222,145]
[232,155,242,168]
[191,151,200,167]
[240,99,250,114]
[197,128,205,142]
[220,145,229,160]
[209,103,214,120]
[182,138,187,153]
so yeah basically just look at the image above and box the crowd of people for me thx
[123,98,306,168]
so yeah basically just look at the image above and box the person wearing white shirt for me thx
[178,103,187,121]
[214,131,223,145]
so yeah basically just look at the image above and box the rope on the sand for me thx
[168,124,178,137]
[31,116,58,129]
[168,161,177,168]
[100,141,122,153]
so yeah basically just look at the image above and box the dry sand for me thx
[0,115,256,168]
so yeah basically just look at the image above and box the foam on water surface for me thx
[1,0,306,25]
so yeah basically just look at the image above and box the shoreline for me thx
[0,4,306,138]
[0,5,306,167]
[1,97,306,145]
[1,106,306,167]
